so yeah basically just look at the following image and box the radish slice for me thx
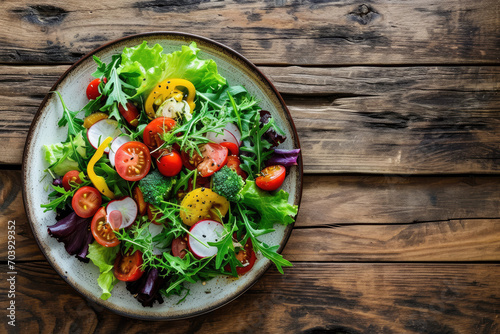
[109,136,132,167]
[224,123,242,145]
[106,196,138,229]
[206,129,238,147]
[87,119,123,153]
[188,219,225,258]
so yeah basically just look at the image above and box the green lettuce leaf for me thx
[239,181,298,228]
[87,242,120,300]
[43,132,86,176]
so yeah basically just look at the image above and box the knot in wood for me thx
[348,4,380,25]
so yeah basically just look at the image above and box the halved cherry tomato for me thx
[157,150,182,177]
[62,170,82,191]
[225,237,256,275]
[181,150,203,170]
[72,186,102,218]
[197,143,228,177]
[114,142,151,181]
[86,78,102,100]
[118,102,140,127]
[114,249,144,282]
[91,207,120,247]
[226,155,247,179]
[133,186,147,216]
[143,117,176,155]
[255,165,286,191]
[220,141,239,156]
[171,235,188,259]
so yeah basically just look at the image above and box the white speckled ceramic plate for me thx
[22,32,302,320]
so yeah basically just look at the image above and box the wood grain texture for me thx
[1,0,499,65]
[4,170,500,262]
[1,262,499,333]
[1,65,499,173]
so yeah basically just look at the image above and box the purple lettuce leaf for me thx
[266,148,301,167]
[48,211,94,263]
[260,110,286,147]
[126,268,165,307]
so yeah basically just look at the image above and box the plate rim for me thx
[21,31,303,320]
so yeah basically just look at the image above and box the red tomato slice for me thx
[143,117,176,154]
[180,150,203,170]
[225,237,256,275]
[72,186,102,218]
[255,165,286,191]
[219,141,239,155]
[171,235,188,259]
[157,150,183,177]
[62,170,82,191]
[114,249,144,282]
[118,102,140,127]
[86,78,102,100]
[91,207,120,247]
[226,155,247,179]
[114,142,151,181]
[197,143,228,177]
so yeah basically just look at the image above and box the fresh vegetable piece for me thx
[133,186,148,216]
[206,127,239,147]
[54,91,85,138]
[266,148,301,167]
[224,122,242,145]
[87,136,115,199]
[126,267,165,307]
[180,150,202,170]
[108,136,132,167]
[219,142,239,156]
[138,170,174,207]
[212,165,245,202]
[48,211,94,262]
[87,118,123,153]
[144,79,196,119]
[255,165,286,191]
[44,132,86,176]
[143,117,176,154]
[259,110,286,147]
[171,235,188,259]
[197,143,228,177]
[86,78,103,100]
[226,155,247,179]
[87,242,120,300]
[147,204,164,225]
[72,186,102,218]
[106,196,138,229]
[157,150,182,177]
[155,97,192,121]
[180,188,229,226]
[225,237,256,275]
[114,249,144,282]
[118,102,140,127]
[91,207,120,247]
[114,141,151,182]
[188,219,225,258]
[62,170,82,191]
[83,112,108,129]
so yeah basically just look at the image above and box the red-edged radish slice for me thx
[206,129,238,147]
[188,219,225,258]
[224,123,242,145]
[87,119,123,153]
[106,196,137,229]
[109,136,132,167]
[108,210,123,229]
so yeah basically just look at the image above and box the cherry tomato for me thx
[91,207,120,247]
[225,237,256,275]
[181,150,203,171]
[118,102,140,127]
[226,155,247,179]
[220,141,239,155]
[171,235,188,259]
[143,117,176,154]
[72,186,102,218]
[133,186,147,216]
[86,78,102,100]
[62,170,82,191]
[114,142,151,181]
[114,249,144,282]
[255,165,286,191]
[197,143,228,177]
[157,150,183,177]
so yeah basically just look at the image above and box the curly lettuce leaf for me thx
[87,242,120,300]
[44,132,86,176]
[239,180,298,229]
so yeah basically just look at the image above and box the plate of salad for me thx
[22,32,302,319]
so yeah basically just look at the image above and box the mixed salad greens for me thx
[42,41,300,306]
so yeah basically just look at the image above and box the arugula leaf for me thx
[53,91,84,138]
[87,242,120,300]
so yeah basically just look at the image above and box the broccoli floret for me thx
[212,166,245,202]
[138,170,174,206]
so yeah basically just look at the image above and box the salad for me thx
[41,41,300,307]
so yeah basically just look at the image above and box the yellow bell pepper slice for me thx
[179,187,229,226]
[87,136,114,199]
[144,78,196,119]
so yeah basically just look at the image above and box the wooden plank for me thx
[1,65,499,173]
[4,170,500,262]
[0,0,499,65]
[2,262,499,333]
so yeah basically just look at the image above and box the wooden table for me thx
[1,1,499,333]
